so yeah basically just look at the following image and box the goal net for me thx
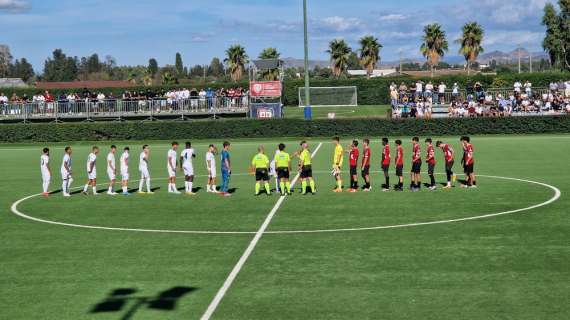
[298,86,358,107]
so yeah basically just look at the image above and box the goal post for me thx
[298,86,358,107]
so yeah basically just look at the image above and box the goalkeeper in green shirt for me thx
[250,146,271,196]
[274,143,292,196]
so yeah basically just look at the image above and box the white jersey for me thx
[139,151,148,170]
[181,148,195,166]
[120,152,129,173]
[61,154,72,178]
[86,153,97,172]
[107,153,116,171]
[40,154,49,172]
[206,151,216,170]
[167,149,177,170]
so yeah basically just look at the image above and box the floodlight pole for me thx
[303,0,312,120]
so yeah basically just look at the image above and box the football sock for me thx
[430,175,435,186]
[309,180,316,193]
[92,186,97,194]
[301,180,307,194]
[139,180,144,192]
[285,181,291,193]
[280,182,285,194]
[83,184,89,192]
[108,186,112,193]
[188,182,193,192]
[43,181,49,193]
[255,182,260,195]
[264,182,270,194]
[146,179,151,192]
[385,177,390,187]
[62,181,68,194]
[122,186,127,193]
[337,180,342,190]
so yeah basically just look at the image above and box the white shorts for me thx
[41,170,51,182]
[183,163,194,176]
[121,169,129,181]
[107,169,116,181]
[208,167,217,178]
[61,170,71,180]
[139,168,150,179]
[88,170,97,180]
[168,167,176,178]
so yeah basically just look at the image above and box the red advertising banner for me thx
[249,81,282,97]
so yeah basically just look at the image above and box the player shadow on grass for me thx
[90,286,197,320]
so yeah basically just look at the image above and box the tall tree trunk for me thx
[467,61,471,76]
[430,64,434,78]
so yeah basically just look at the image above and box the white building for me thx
[347,68,397,78]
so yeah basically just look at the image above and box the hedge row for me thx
[5,72,569,106]
[1,116,569,143]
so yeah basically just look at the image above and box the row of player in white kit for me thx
[39,142,218,197]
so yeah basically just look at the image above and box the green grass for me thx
[1,135,569,319]
[284,105,391,119]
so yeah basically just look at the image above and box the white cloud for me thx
[316,16,364,32]
[484,30,543,46]
[0,0,29,11]
[379,14,407,22]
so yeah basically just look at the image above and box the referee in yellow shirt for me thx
[274,143,292,196]
[332,136,344,192]
[298,141,316,195]
[251,146,271,196]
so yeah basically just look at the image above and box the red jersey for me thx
[463,143,474,165]
[426,144,436,165]
[349,147,359,167]
[395,145,404,166]
[412,143,421,163]
[361,147,371,167]
[382,145,390,166]
[441,144,454,162]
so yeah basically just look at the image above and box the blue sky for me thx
[0,0,551,70]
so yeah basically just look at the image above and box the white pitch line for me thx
[200,142,323,320]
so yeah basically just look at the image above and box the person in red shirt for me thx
[460,136,476,188]
[394,139,404,191]
[361,139,371,192]
[410,137,422,191]
[436,140,456,189]
[425,138,437,190]
[381,137,390,191]
[347,140,359,192]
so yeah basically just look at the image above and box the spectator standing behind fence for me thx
[438,82,446,104]
[415,80,423,98]
[524,80,532,96]
[565,80,570,97]
[452,83,460,100]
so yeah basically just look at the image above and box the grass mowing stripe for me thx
[200,142,323,320]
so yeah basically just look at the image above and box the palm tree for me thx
[224,45,249,82]
[358,35,382,78]
[327,39,352,77]
[456,22,484,75]
[258,47,281,81]
[420,23,449,77]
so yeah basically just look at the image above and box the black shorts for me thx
[300,165,312,178]
[277,167,290,179]
[396,165,403,177]
[464,163,474,174]
[361,165,370,176]
[411,161,422,174]
[445,160,454,172]
[255,168,269,181]
[427,163,435,175]
[350,166,357,176]
[382,164,389,174]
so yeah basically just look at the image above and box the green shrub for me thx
[0,116,568,143]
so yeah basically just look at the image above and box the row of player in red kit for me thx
[347,136,475,192]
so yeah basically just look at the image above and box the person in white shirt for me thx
[40,148,51,196]
[83,146,100,195]
[167,142,181,194]
[438,82,447,104]
[205,144,218,193]
[138,145,153,194]
[452,83,460,100]
[415,80,423,97]
[61,146,73,197]
[120,147,130,195]
[524,81,532,96]
[514,81,522,94]
[180,142,196,195]
[565,80,570,97]
[106,145,118,195]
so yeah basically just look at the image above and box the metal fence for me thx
[0,96,250,122]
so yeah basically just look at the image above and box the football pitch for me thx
[1,135,569,320]
[283,105,391,119]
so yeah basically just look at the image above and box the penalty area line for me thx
[200,142,323,320]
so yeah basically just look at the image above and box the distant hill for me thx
[282,57,329,69]
[477,49,548,63]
